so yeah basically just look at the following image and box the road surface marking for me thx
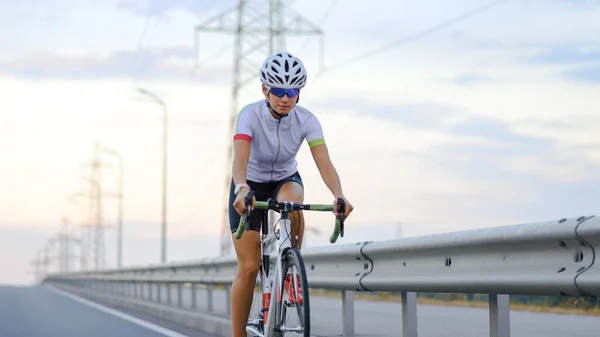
[46,285,190,337]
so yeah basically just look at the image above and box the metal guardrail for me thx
[43,214,600,337]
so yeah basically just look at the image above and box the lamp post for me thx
[137,87,168,264]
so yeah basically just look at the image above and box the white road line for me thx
[46,285,190,337]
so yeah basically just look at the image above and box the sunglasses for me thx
[268,87,300,98]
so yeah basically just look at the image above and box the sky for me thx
[1,0,600,285]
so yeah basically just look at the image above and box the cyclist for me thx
[228,51,353,337]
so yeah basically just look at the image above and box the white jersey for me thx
[233,99,325,182]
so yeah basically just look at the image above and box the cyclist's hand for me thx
[233,188,254,215]
[334,196,353,218]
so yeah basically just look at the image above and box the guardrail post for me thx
[207,284,214,312]
[149,282,153,301]
[226,284,232,316]
[158,283,162,303]
[489,294,510,337]
[167,283,173,305]
[191,283,197,309]
[342,290,354,336]
[177,283,183,307]
[402,291,417,337]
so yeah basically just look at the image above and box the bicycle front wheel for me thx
[274,247,310,337]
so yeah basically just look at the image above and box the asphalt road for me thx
[0,285,219,337]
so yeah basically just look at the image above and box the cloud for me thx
[311,95,600,184]
[527,42,600,64]
[431,121,600,183]
[0,47,230,82]
[310,96,467,130]
[556,0,600,9]
[117,0,222,17]
[447,116,540,146]
[520,42,600,83]
[563,65,600,83]
[311,96,548,147]
[453,73,495,86]
[515,117,587,132]
[407,113,600,223]
[422,111,600,183]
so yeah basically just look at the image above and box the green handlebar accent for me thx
[308,204,334,211]
[235,216,246,239]
[329,218,341,243]
[254,201,268,209]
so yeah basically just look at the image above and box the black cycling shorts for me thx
[229,171,304,234]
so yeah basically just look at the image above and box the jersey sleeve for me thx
[304,114,325,148]
[233,106,254,142]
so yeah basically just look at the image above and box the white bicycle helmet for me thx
[259,51,307,89]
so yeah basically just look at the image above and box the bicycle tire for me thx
[274,247,310,337]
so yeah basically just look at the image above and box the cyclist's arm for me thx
[310,144,344,198]
[233,140,250,188]
[305,116,344,198]
[232,109,254,190]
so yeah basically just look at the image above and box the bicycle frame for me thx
[245,205,295,337]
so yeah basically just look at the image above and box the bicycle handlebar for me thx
[235,190,346,243]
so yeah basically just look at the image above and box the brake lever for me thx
[245,190,255,216]
[337,197,346,238]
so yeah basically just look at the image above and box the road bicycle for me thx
[235,190,346,337]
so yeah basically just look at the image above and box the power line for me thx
[130,10,162,84]
[316,0,509,77]
[298,0,338,54]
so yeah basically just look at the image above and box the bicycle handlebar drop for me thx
[235,190,346,243]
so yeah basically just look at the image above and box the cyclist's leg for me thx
[229,179,263,337]
[273,171,305,249]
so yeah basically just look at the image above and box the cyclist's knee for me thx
[276,181,304,203]
[237,260,259,280]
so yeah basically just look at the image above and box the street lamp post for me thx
[137,87,168,264]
